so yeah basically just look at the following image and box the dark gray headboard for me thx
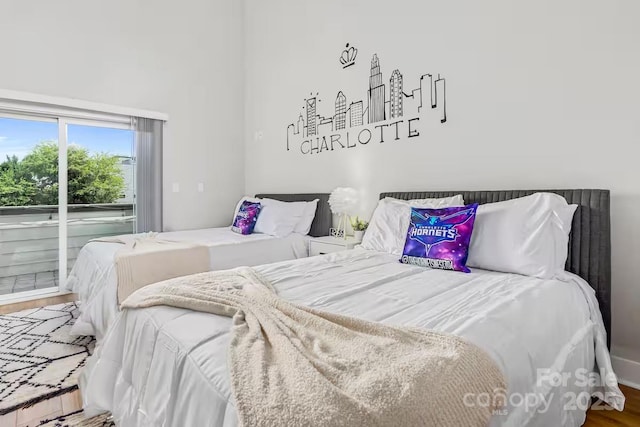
[381,189,612,348]
[255,193,331,237]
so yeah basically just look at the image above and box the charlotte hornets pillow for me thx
[400,204,479,272]
[232,201,262,235]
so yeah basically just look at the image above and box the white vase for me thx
[353,230,365,241]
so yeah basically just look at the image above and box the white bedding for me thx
[64,227,309,340]
[81,249,624,427]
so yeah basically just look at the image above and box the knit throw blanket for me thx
[122,267,506,427]
[93,234,210,304]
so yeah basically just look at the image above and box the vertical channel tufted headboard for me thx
[380,189,612,348]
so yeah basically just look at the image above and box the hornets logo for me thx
[400,204,479,273]
[408,207,476,251]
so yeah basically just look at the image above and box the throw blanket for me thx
[94,234,210,304]
[122,267,506,427]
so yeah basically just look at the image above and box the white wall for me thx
[0,0,245,231]
[244,0,640,370]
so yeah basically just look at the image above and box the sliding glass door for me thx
[0,116,136,300]
[0,115,60,297]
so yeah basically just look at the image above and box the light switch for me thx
[197,183,205,193]
[172,183,180,193]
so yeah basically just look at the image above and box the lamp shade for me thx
[328,187,359,215]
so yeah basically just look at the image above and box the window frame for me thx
[0,91,165,304]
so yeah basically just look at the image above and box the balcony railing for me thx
[0,204,135,296]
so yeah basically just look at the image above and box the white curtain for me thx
[135,117,163,232]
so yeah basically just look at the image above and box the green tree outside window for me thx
[0,141,126,206]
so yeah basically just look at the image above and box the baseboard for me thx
[612,355,640,390]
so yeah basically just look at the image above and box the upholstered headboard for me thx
[380,189,612,348]
[255,193,331,237]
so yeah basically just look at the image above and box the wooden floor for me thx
[0,384,637,427]
[584,384,640,426]
[0,390,82,427]
[0,296,639,426]
[0,293,75,315]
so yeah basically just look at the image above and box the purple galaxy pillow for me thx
[400,204,479,273]
[231,201,262,235]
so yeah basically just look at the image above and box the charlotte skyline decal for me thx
[286,44,447,154]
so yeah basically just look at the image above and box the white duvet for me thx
[81,249,624,427]
[64,227,309,340]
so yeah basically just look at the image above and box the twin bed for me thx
[72,190,623,427]
[64,193,331,340]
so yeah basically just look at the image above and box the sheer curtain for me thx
[135,117,163,232]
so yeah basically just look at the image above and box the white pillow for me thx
[390,195,465,208]
[361,195,465,255]
[254,198,307,237]
[466,193,577,278]
[550,200,578,271]
[293,199,319,235]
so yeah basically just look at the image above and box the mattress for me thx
[80,249,624,427]
[65,227,309,340]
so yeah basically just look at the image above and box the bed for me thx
[64,193,331,340]
[80,189,624,427]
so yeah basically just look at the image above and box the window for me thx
[0,91,164,301]
[66,123,136,274]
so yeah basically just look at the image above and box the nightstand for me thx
[309,236,361,257]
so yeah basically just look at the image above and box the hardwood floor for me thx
[584,384,640,426]
[0,294,75,315]
[0,385,637,426]
[0,390,82,427]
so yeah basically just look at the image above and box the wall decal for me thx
[286,49,448,154]
[340,43,358,68]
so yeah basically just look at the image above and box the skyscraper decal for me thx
[286,45,447,154]
[296,114,304,136]
[390,70,403,119]
[349,101,363,127]
[368,54,386,124]
[335,91,347,130]
[306,98,317,137]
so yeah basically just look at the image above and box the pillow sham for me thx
[254,198,307,237]
[466,193,577,278]
[293,199,319,235]
[231,201,262,235]
[360,195,465,255]
[400,204,478,272]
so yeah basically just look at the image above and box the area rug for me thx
[38,411,114,427]
[0,302,94,415]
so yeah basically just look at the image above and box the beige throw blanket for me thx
[94,234,210,303]
[122,267,506,427]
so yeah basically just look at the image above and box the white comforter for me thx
[65,227,309,340]
[81,249,624,427]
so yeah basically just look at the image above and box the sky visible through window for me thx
[0,117,133,160]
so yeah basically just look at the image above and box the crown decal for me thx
[340,43,357,69]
